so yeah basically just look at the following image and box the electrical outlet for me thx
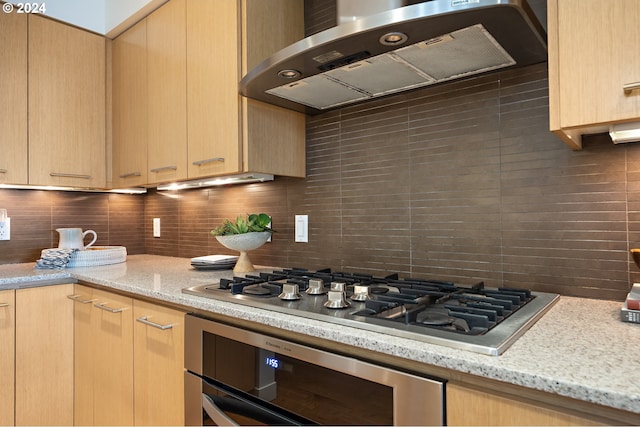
[153,218,161,237]
[0,218,10,240]
[295,215,308,242]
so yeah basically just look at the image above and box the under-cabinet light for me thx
[156,173,274,191]
[0,183,147,194]
[609,122,640,144]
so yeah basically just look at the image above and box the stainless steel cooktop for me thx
[182,268,559,356]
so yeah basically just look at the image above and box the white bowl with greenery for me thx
[211,213,273,273]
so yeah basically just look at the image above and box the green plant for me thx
[210,213,274,236]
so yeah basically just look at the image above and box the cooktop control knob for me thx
[351,284,369,301]
[278,283,301,301]
[324,282,350,309]
[306,278,327,295]
[330,281,346,292]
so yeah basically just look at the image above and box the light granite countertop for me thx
[1,254,639,420]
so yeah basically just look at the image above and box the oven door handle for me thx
[202,393,239,427]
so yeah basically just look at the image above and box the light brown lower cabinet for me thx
[15,284,74,426]
[73,285,134,426]
[133,299,185,426]
[0,289,15,427]
[447,383,602,426]
[71,284,185,426]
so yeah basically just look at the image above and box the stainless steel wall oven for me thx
[184,313,445,426]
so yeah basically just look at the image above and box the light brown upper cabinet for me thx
[28,15,106,187]
[112,19,148,188]
[146,0,188,185]
[111,0,306,188]
[548,0,640,149]
[185,0,241,177]
[186,0,306,179]
[0,12,27,185]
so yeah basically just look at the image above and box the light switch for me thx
[295,215,308,242]
[153,218,161,237]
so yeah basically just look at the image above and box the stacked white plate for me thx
[190,255,238,270]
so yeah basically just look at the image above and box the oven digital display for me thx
[265,356,280,369]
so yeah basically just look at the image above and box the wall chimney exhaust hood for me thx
[239,0,547,115]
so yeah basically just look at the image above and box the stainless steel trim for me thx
[119,172,142,178]
[202,393,239,427]
[183,284,559,356]
[94,302,127,313]
[50,172,91,179]
[150,166,178,173]
[67,294,97,304]
[184,314,444,426]
[623,81,640,94]
[192,157,224,166]
[136,315,173,330]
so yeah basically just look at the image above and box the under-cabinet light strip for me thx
[0,184,147,194]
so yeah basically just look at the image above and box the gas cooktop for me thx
[182,268,559,356]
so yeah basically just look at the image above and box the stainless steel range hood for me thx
[239,0,547,115]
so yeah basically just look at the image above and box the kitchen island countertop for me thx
[1,254,639,420]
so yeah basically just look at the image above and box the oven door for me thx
[186,371,315,425]
[184,313,444,426]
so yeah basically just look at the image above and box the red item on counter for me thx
[626,296,640,310]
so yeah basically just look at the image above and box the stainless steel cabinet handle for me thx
[50,172,91,179]
[119,172,141,178]
[136,316,173,330]
[623,82,640,94]
[0,169,7,174]
[202,393,238,427]
[192,157,224,166]
[150,166,177,173]
[0,303,9,307]
[67,294,97,304]
[94,302,127,313]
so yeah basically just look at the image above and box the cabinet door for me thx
[72,285,134,426]
[186,0,242,178]
[147,0,187,184]
[28,15,106,188]
[15,284,74,426]
[0,290,15,427]
[0,12,28,185]
[554,0,640,128]
[447,383,601,426]
[112,19,148,188]
[71,285,96,426]
[92,287,135,426]
[186,0,306,180]
[133,300,185,426]
[242,0,306,178]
